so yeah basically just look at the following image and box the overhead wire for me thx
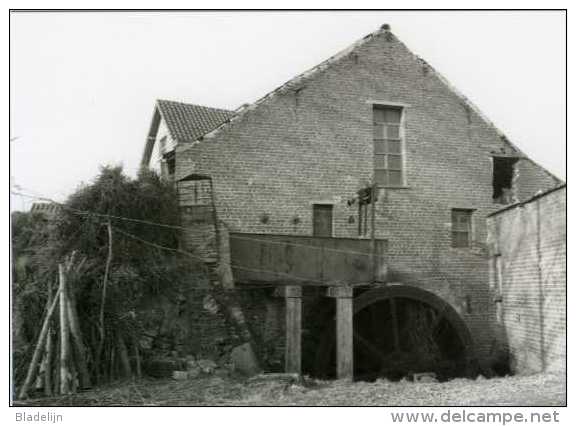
[14,191,326,288]
[11,188,493,292]
[111,225,335,288]
[11,189,478,294]
[11,190,390,260]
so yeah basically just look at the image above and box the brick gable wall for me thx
[174,30,560,366]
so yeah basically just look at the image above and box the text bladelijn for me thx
[15,412,63,423]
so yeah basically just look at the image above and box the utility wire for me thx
[12,190,504,294]
[12,190,390,260]
[11,191,182,230]
[12,186,482,301]
[11,188,490,284]
[112,225,360,287]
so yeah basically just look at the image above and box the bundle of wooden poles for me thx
[18,252,91,399]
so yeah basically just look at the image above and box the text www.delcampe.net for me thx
[390,409,561,425]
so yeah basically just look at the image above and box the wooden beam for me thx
[59,264,71,395]
[390,297,400,352]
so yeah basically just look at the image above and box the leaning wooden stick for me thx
[18,286,62,400]
[44,327,53,396]
[44,281,54,396]
[59,263,71,395]
[96,221,113,382]
[132,336,142,378]
[66,281,91,388]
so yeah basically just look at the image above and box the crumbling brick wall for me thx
[486,185,566,374]
[174,29,560,366]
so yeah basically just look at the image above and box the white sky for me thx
[9,11,566,211]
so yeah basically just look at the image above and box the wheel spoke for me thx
[431,305,448,333]
[390,297,400,352]
[353,331,388,364]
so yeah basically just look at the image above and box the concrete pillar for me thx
[275,285,302,374]
[327,286,354,380]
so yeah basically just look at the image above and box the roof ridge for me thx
[400,42,562,183]
[179,23,559,185]
[187,24,391,145]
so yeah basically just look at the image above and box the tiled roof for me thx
[156,99,234,143]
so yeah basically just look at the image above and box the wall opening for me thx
[492,157,518,204]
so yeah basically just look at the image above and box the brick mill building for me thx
[141,25,563,380]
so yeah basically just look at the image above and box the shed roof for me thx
[141,100,234,166]
[156,99,234,143]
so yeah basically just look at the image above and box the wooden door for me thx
[313,204,333,237]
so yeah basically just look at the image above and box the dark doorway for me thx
[312,204,333,237]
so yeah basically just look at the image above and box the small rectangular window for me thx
[451,209,473,248]
[166,157,175,176]
[162,151,175,180]
[373,105,404,187]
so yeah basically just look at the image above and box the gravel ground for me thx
[15,372,566,407]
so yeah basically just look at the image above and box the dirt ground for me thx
[15,372,566,407]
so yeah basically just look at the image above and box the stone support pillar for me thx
[275,285,302,374]
[327,286,354,380]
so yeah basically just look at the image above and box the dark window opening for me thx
[451,209,473,248]
[313,204,333,237]
[166,157,175,176]
[492,157,518,204]
[373,105,404,187]
[162,151,176,181]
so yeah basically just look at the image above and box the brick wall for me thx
[173,29,560,365]
[486,185,566,374]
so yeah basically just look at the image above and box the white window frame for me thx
[451,208,475,248]
[371,103,407,188]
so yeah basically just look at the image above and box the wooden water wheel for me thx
[312,286,473,381]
